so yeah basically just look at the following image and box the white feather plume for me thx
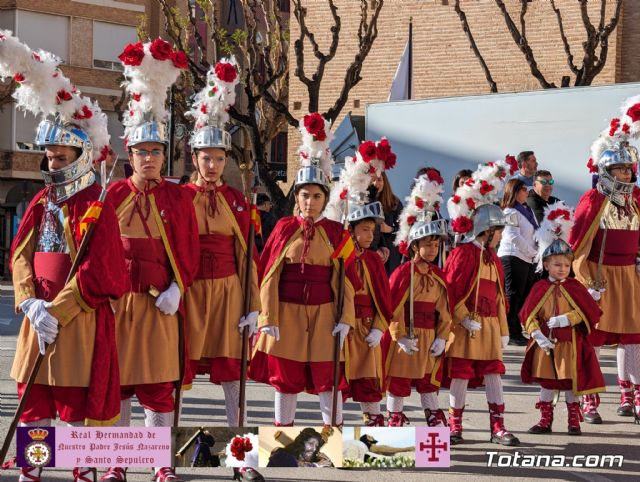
[224,433,258,469]
[534,201,575,272]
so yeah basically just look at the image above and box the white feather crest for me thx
[395,171,445,249]
[298,112,334,178]
[0,30,110,160]
[120,40,184,142]
[186,57,239,132]
[534,201,575,272]
[224,433,258,469]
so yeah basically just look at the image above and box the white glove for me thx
[588,287,604,301]
[397,336,419,354]
[332,322,351,350]
[20,298,58,355]
[501,335,510,350]
[461,317,482,334]
[429,338,446,357]
[238,311,259,336]
[155,281,181,315]
[547,314,570,329]
[636,257,640,274]
[260,325,280,341]
[531,329,555,351]
[365,328,384,348]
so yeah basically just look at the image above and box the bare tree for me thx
[456,0,622,92]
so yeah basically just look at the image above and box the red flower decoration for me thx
[622,123,630,134]
[149,38,172,61]
[384,152,397,170]
[586,157,598,173]
[479,180,494,195]
[626,103,640,123]
[32,52,41,62]
[504,155,518,175]
[358,141,377,163]
[407,215,417,225]
[200,104,207,114]
[132,93,142,102]
[96,145,110,162]
[433,201,441,211]
[398,240,409,257]
[368,165,376,174]
[609,118,621,137]
[340,189,348,200]
[452,216,473,233]
[452,195,461,204]
[73,105,93,120]
[548,209,570,221]
[171,50,188,69]
[303,113,327,142]
[464,177,475,187]
[118,42,145,66]
[215,62,238,83]
[56,89,72,103]
[376,137,397,169]
[230,437,253,462]
[0,33,4,41]
[465,198,476,210]
[414,197,425,209]
[425,168,444,185]
[13,73,25,82]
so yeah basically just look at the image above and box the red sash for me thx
[278,263,333,305]
[196,234,236,280]
[464,278,498,317]
[122,238,171,293]
[403,300,437,329]
[587,229,639,266]
[354,294,375,319]
[33,252,72,302]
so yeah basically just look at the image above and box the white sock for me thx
[624,344,640,385]
[221,381,245,426]
[360,402,381,415]
[617,345,628,381]
[18,418,52,427]
[274,391,297,425]
[386,394,404,412]
[565,391,578,403]
[319,391,343,425]
[144,409,173,427]
[114,399,132,427]
[484,374,504,405]
[594,346,601,360]
[449,378,469,409]
[420,392,440,411]
[539,388,555,403]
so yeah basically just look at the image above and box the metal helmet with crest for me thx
[118,38,187,148]
[186,58,239,151]
[534,200,575,273]
[324,137,397,225]
[447,156,519,242]
[295,113,334,192]
[0,29,112,202]
[395,168,447,257]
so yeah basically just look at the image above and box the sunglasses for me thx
[536,179,554,185]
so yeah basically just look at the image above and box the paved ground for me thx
[1,282,638,481]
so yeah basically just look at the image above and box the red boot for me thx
[19,467,42,482]
[617,380,634,416]
[488,403,520,446]
[528,401,554,434]
[634,387,640,424]
[387,411,409,427]
[424,409,448,427]
[363,412,385,426]
[100,467,127,481]
[448,407,464,445]
[73,468,96,482]
[581,393,602,424]
[567,402,583,435]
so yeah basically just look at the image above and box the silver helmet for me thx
[190,125,231,151]
[295,165,330,191]
[346,191,384,223]
[541,238,574,261]
[36,118,95,203]
[464,203,518,242]
[596,142,638,205]
[127,120,168,147]
[408,210,448,247]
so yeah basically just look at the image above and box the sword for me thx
[588,227,608,292]
[468,246,483,339]
[407,257,415,355]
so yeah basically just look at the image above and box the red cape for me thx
[389,260,451,313]
[443,242,507,313]
[567,189,606,254]
[519,278,605,394]
[357,249,392,323]
[10,184,129,425]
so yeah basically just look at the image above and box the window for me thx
[16,11,69,62]
[15,112,43,152]
[279,0,290,13]
[93,21,138,71]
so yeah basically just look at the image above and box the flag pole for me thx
[408,17,413,100]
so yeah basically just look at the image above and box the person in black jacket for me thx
[255,193,277,253]
[368,171,403,275]
[526,170,560,224]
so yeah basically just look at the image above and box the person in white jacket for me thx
[497,178,539,345]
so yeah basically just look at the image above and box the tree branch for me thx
[550,0,580,77]
[590,0,622,81]
[455,0,498,93]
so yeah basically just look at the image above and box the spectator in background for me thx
[526,170,560,224]
[497,178,539,346]
[369,171,403,275]
[451,169,473,195]
[255,193,277,254]
[513,151,538,188]
[179,174,191,185]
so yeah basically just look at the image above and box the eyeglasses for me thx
[132,149,163,158]
[610,165,634,173]
[536,179,554,185]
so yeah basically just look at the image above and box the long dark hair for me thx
[374,171,400,213]
[452,169,473,194]
[501,178,526,209]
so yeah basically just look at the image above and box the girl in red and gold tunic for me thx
[249,113,357,427]
[384,170,452,427]
[444,160,520,446]
[520,202,605,436]
[182,59,260,428]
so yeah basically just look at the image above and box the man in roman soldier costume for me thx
[444,159,520,446]
[1,31,128,482]
[324,138,397,426]
[383,169,452,427]
[249,113,357,427]
[569,95,640,425]
[521,202,605,435]
[103,39,198,482]
[182,58,260,429]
